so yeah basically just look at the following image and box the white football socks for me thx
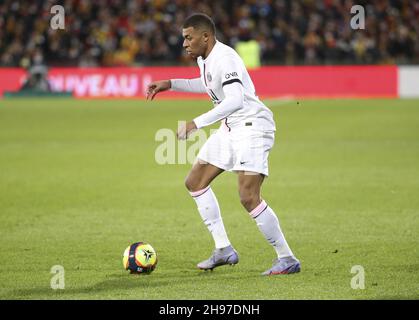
[189,186,231,249]
[250,200,294,259]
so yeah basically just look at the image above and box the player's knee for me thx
[184,176,194,191]
[185,175,205,192]
[239,193,259,212]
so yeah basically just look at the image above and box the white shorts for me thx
[196,124,275,176]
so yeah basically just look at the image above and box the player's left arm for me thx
[177,56,244,139]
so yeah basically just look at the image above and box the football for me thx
[123,242,157,274]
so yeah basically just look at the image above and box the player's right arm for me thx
[170,78,206,93]
[146,80,171,100]
[146,78,206,100]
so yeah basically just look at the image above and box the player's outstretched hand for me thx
[146,80,171,100]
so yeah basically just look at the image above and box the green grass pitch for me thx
[0,97,418,300]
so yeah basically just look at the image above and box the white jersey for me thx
[197,41,275,131]
[171,40,276,131]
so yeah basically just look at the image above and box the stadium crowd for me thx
[0,0,418,67]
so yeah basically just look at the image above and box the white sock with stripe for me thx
[250,200,294,259]
[190,186,231,249]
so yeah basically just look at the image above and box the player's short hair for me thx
[183,13,216,35]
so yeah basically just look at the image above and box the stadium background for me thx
[0,0,418,300]
[1,0,418,67]
[1,0,418,98]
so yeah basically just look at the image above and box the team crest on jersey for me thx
[206,72,212,82]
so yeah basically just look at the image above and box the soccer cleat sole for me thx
[198,262,238,271]
[197,256,239,271]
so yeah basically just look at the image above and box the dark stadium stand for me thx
[0,0,418,67]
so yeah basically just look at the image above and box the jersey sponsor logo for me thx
[225,72,238,79]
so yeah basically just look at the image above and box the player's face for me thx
[182,27,207,59]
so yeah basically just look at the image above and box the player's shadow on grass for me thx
[12,274,173,298]
[12,269,261,298]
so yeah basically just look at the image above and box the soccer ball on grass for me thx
[123,242,157,274]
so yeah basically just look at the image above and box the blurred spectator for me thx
[236,38,261,68]
[21,65,51,92]
[0,0,418,67]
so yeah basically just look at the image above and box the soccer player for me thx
[146,13,300,275]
